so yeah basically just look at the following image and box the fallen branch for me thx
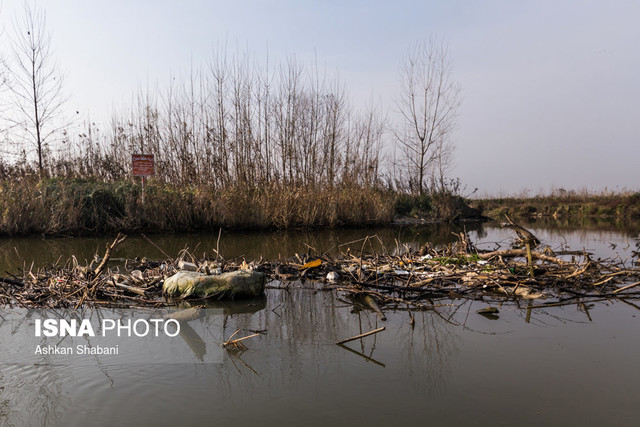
[566,261,592,279]
[223,329,261,351]
[336,326,385,345]
[0,277,24,287]
[613,281,640,294]
[93,233,127,278]
[113,282,146,296]
[226,333,260,345]
[478,249,568,265]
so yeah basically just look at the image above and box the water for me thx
[1,221,640,426]
[0,225,472,275]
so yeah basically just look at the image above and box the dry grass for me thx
[0,177,396,236]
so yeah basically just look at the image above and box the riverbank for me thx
[471,192,640,221]
[0,177,482,236]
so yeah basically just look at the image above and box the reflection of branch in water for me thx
[517,302,593,327]
[400,307,461,394]
[431,304,461,327]
[619,297,640,312]
[462,299,474,330]
[445,301,466,324]
[537,309,589,326]
[271,301,283,316]
[234,353,259,376]
[370,323,380,359]
[578,303,593,322]
[80,333,115,388]
[227,351,243,375]
[178,321,207,361]
[337,343,386,368]
[226,349,259,376]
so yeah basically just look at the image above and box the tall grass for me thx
[0,177,396,235]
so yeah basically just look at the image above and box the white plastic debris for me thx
[178,260,198,271]
[326,271,339,282]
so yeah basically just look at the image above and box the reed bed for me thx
[0,177,396,235]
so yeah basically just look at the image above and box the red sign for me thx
[132,154,155,176]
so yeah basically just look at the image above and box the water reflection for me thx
[0,363,70,426]
[0,224,489,274]
[0,287,466,426]
[1,284,639,425]
[2,218,639,275]
[2,221,640,425]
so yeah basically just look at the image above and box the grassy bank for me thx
[472,191,640,220]
[0,178,401,235]
[0,177,486,236]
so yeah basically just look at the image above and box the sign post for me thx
[132,154,155,203]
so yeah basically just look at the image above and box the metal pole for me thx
[142,176,146,204]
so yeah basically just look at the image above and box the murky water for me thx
[0,224,476,275]
[1,221,640,426]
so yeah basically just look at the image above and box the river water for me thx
[1,220,639,426]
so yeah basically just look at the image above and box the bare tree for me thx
[396,38,460,194]
[4,2,66,175]
[0,9,10,109]
[0,14,11,161]
[91,45,384,191]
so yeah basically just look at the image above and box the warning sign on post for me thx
[132,154,155,176]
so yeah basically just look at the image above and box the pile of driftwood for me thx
[0,234,166,309]
[262,228,640,316]
[1,223,640,311]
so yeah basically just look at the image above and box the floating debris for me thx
[2,226,640,311]
[326,271,339,282]
[477,307,499,314]
[163,270,266,299]
[223,329,261,353]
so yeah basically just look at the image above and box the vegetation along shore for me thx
[472,190,640,221]
[0,4,481,236]
[1,173,638,237]
[0,4,636,236]
[0,175,487,236]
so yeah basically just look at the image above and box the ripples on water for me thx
[1,221,639,425]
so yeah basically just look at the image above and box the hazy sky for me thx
[1,0,638,195]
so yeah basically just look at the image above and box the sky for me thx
[0,0,638,195]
